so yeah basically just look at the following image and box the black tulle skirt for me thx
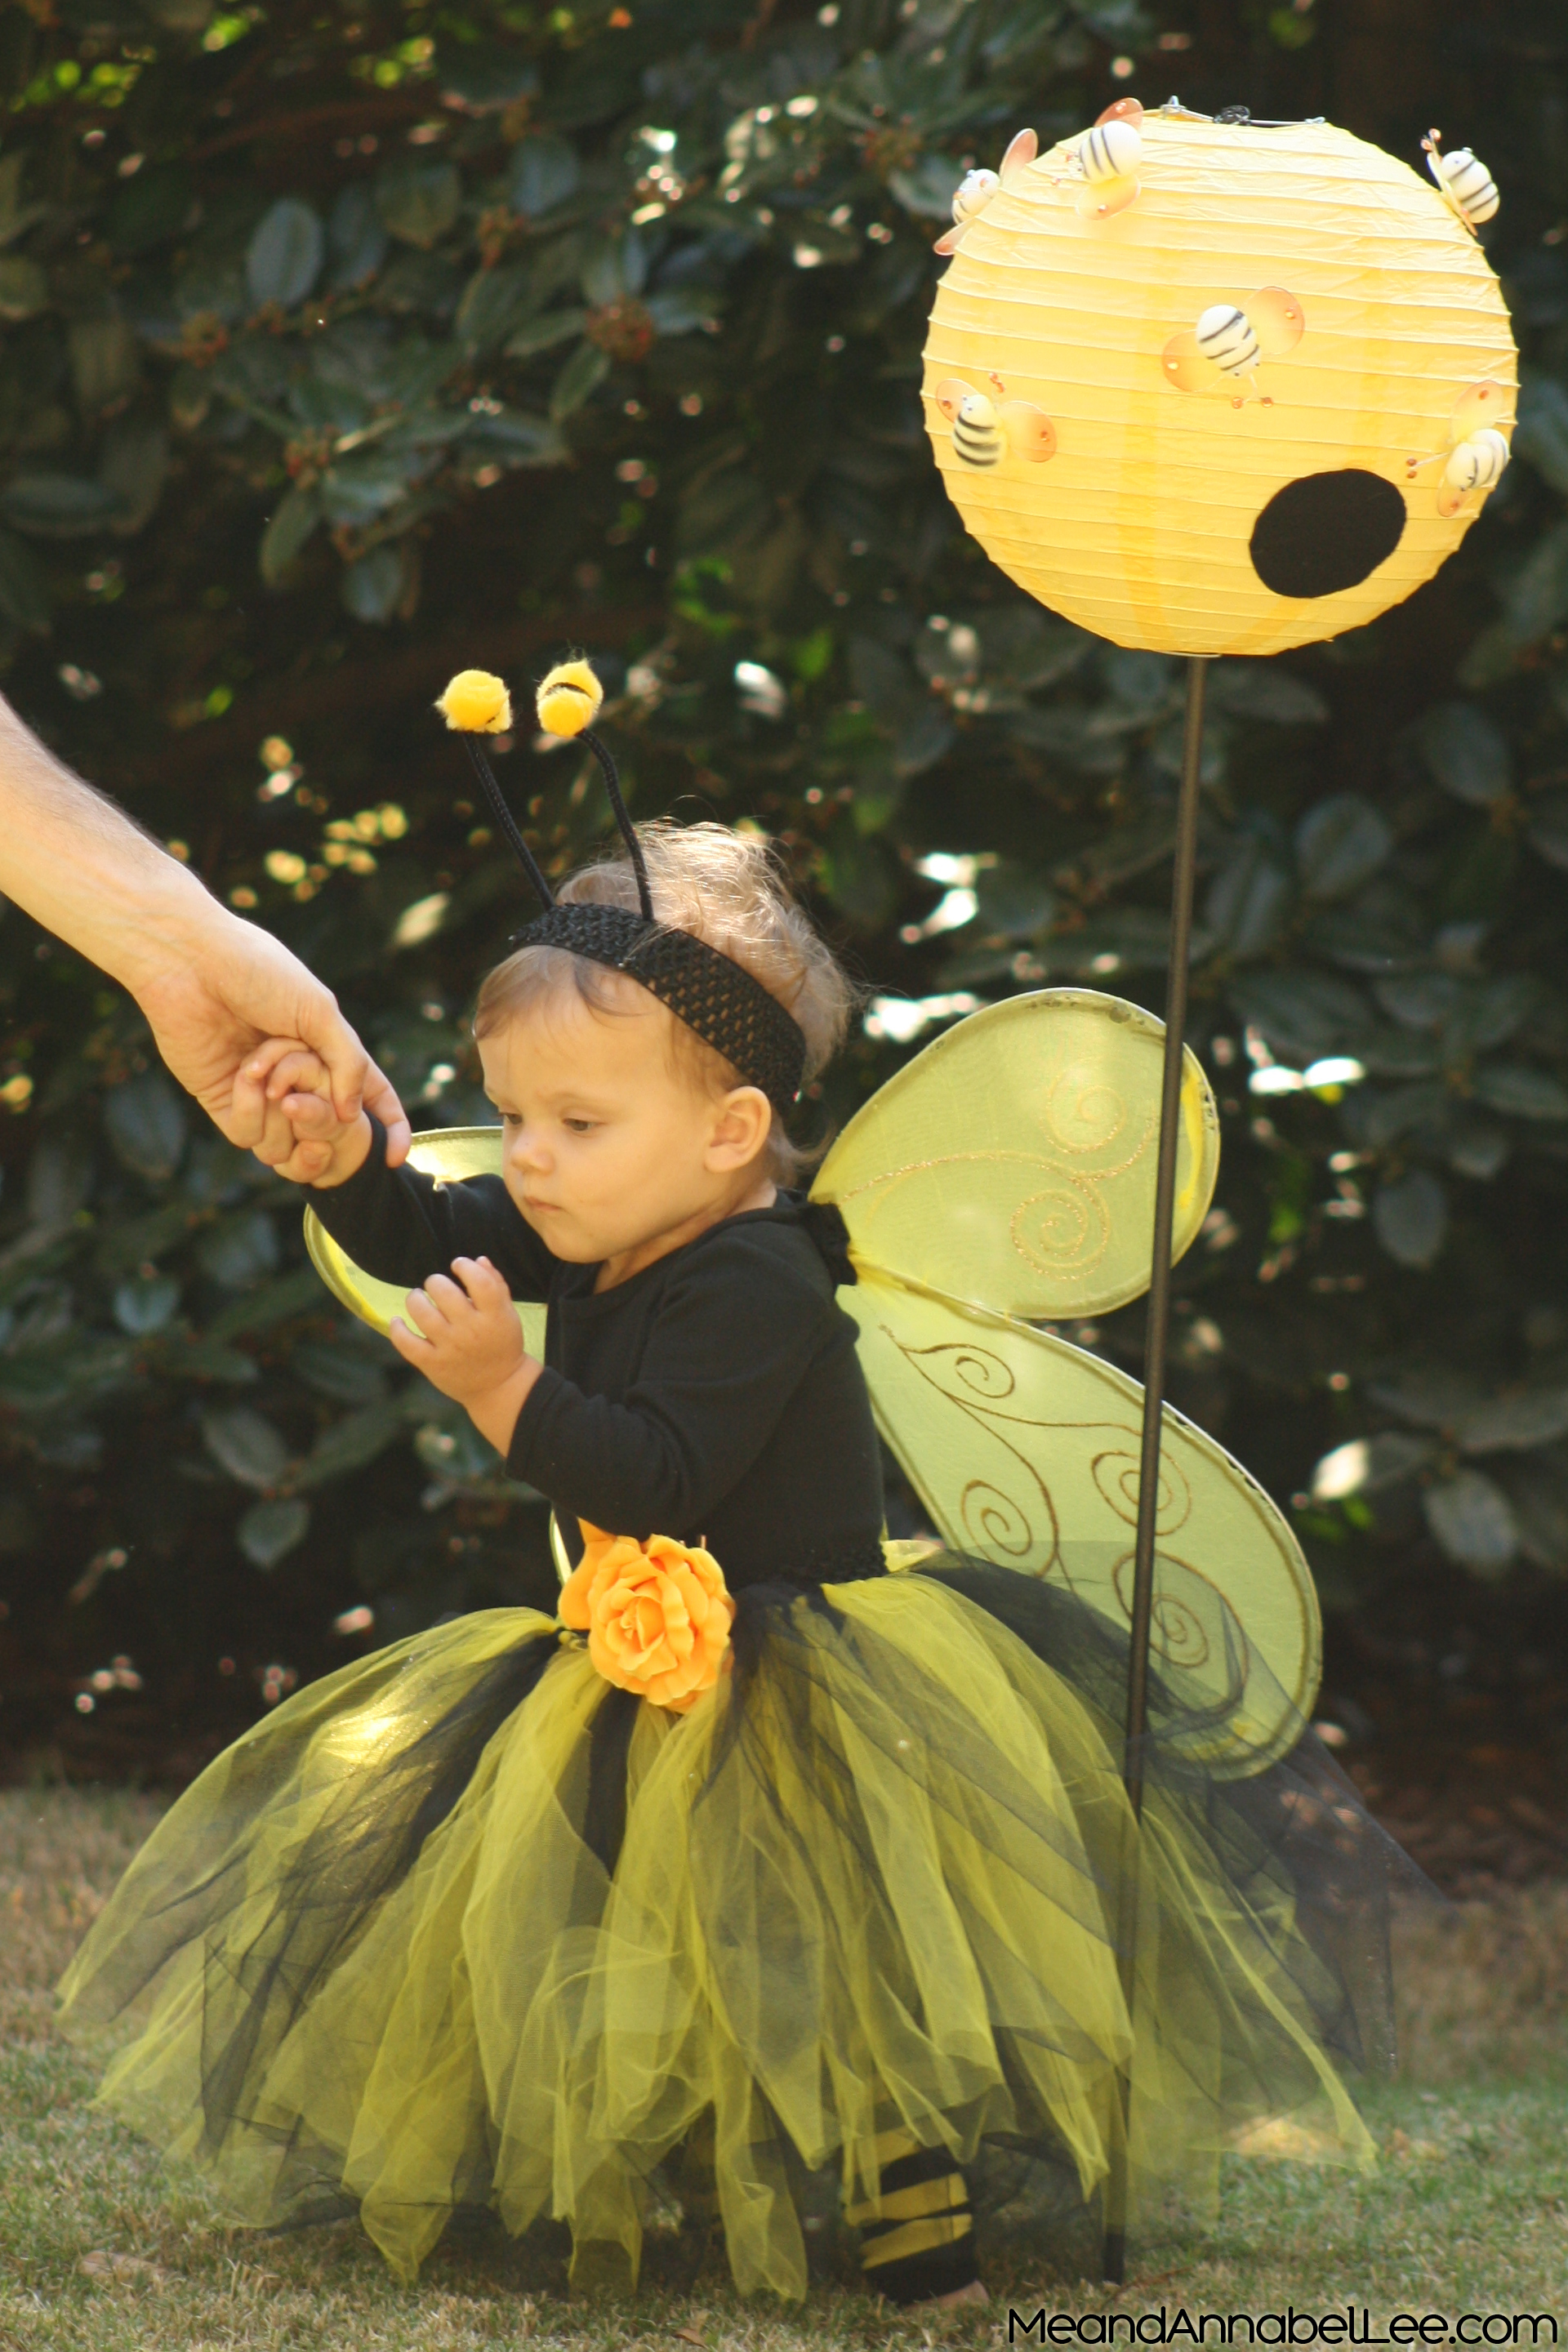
[56,1557,1428,2296]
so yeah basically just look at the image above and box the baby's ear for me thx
[709,1085,773,1169]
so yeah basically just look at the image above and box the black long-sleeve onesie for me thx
[309,1122,885,1586]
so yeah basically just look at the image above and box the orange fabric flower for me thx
[559,1523,736,1713]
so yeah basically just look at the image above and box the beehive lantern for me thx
[923,105,1517,657]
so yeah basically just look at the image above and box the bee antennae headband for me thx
[434,662,808,1117]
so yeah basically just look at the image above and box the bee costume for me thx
[58,664,1426,2305]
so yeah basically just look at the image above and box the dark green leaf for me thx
[1526,791,1568,872]
[457,261,539,351]
[1232,971,1366,1060]
[377,162,462,251]
[341,543,405,624]
[259,483,320,584]
[0,255,47,322]
[1373,1169,1449,1268]
[247,198,325,310]
[327,182,388,291]
[888,154,964,218]
[1209,661,1328,724]
[1295,794,1392,900]
[203,1404,290,1490]
[1423,1469,1517,1576]
[1457,1389,1568,1453]
[0,526,48,630]
[292,1338,390,1405]
[503,305,589,360]
[1419,702,1512,806]
[197,1210,279,1289]
[100,419,169,537]
[293,1402,407,1489]
[238,1495,311,1569]
[1,474,123,538]
[1472,1063,1568,1120]
[549,337,609,421]
[1514,374,1568,495]
[104,1072,186,1183]
[113,1274,180,1335]
[509,136,581,218]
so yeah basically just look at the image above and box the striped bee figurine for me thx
[1196,304,1260,376]
[933,130,1039,255]
[1079,116,1142,185]
[933,380,1057,470]
[1438,427,1510,515]
[1424,132,1499,229]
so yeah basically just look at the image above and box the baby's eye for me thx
[563,1117,598,1135]
[497,1110,523,1127]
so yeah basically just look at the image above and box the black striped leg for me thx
[845,2127,979,2305]
[677,2108,721,2230]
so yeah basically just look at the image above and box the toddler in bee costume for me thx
[58,661,1423,2307]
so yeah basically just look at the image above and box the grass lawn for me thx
[2,1788,1565,2350]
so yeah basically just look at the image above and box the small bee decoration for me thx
[1161,287,1305,408]
[1423,130,1499,233]
[1071,101,1143,218]
[1404,381,1514,515]
[933,129,1039,255]
[933,376,1057,470]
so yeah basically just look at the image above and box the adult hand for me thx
[132,911,412,1169]
[0,695,412,1166]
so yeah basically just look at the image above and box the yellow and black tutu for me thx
[56,1554,1419,2298]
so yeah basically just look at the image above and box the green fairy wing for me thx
[845,1261,1318,1776]
[812,989,1318,1772]
[303,1129,546,1359]
[810,989,1218,1320]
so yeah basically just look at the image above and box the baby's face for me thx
[479,984,763,1266]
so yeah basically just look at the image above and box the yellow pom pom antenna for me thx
[536,658,604,739]
[436,670,513,735]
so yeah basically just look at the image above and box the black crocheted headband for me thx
[434,663,808,1117]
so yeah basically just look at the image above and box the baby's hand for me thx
[390,1256,541,1453]
[230,1040,372,1187]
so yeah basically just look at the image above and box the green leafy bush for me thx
[2,0,1566,1762]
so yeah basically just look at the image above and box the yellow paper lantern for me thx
[922,107,1517,657]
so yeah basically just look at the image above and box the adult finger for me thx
[362,1058,412,1167]
[291,989,370,1125]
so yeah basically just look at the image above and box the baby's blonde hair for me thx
[474,821,855,1183]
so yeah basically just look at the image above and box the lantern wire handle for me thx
[1100,652,1210,2287]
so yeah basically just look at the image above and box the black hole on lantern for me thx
[1249,470,1406,599]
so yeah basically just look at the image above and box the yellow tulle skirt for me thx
[56,1561,1413,2296]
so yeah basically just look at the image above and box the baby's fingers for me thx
[388,1316,434,1363]
[399,1286,441,1340]
[452,1255,512,1308]
[243,1039,310,1092]
[265,1048,332,1104]
[229,1060,270,1151]
[278,1089,341,1139]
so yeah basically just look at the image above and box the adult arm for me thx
[0,694,409,1165]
